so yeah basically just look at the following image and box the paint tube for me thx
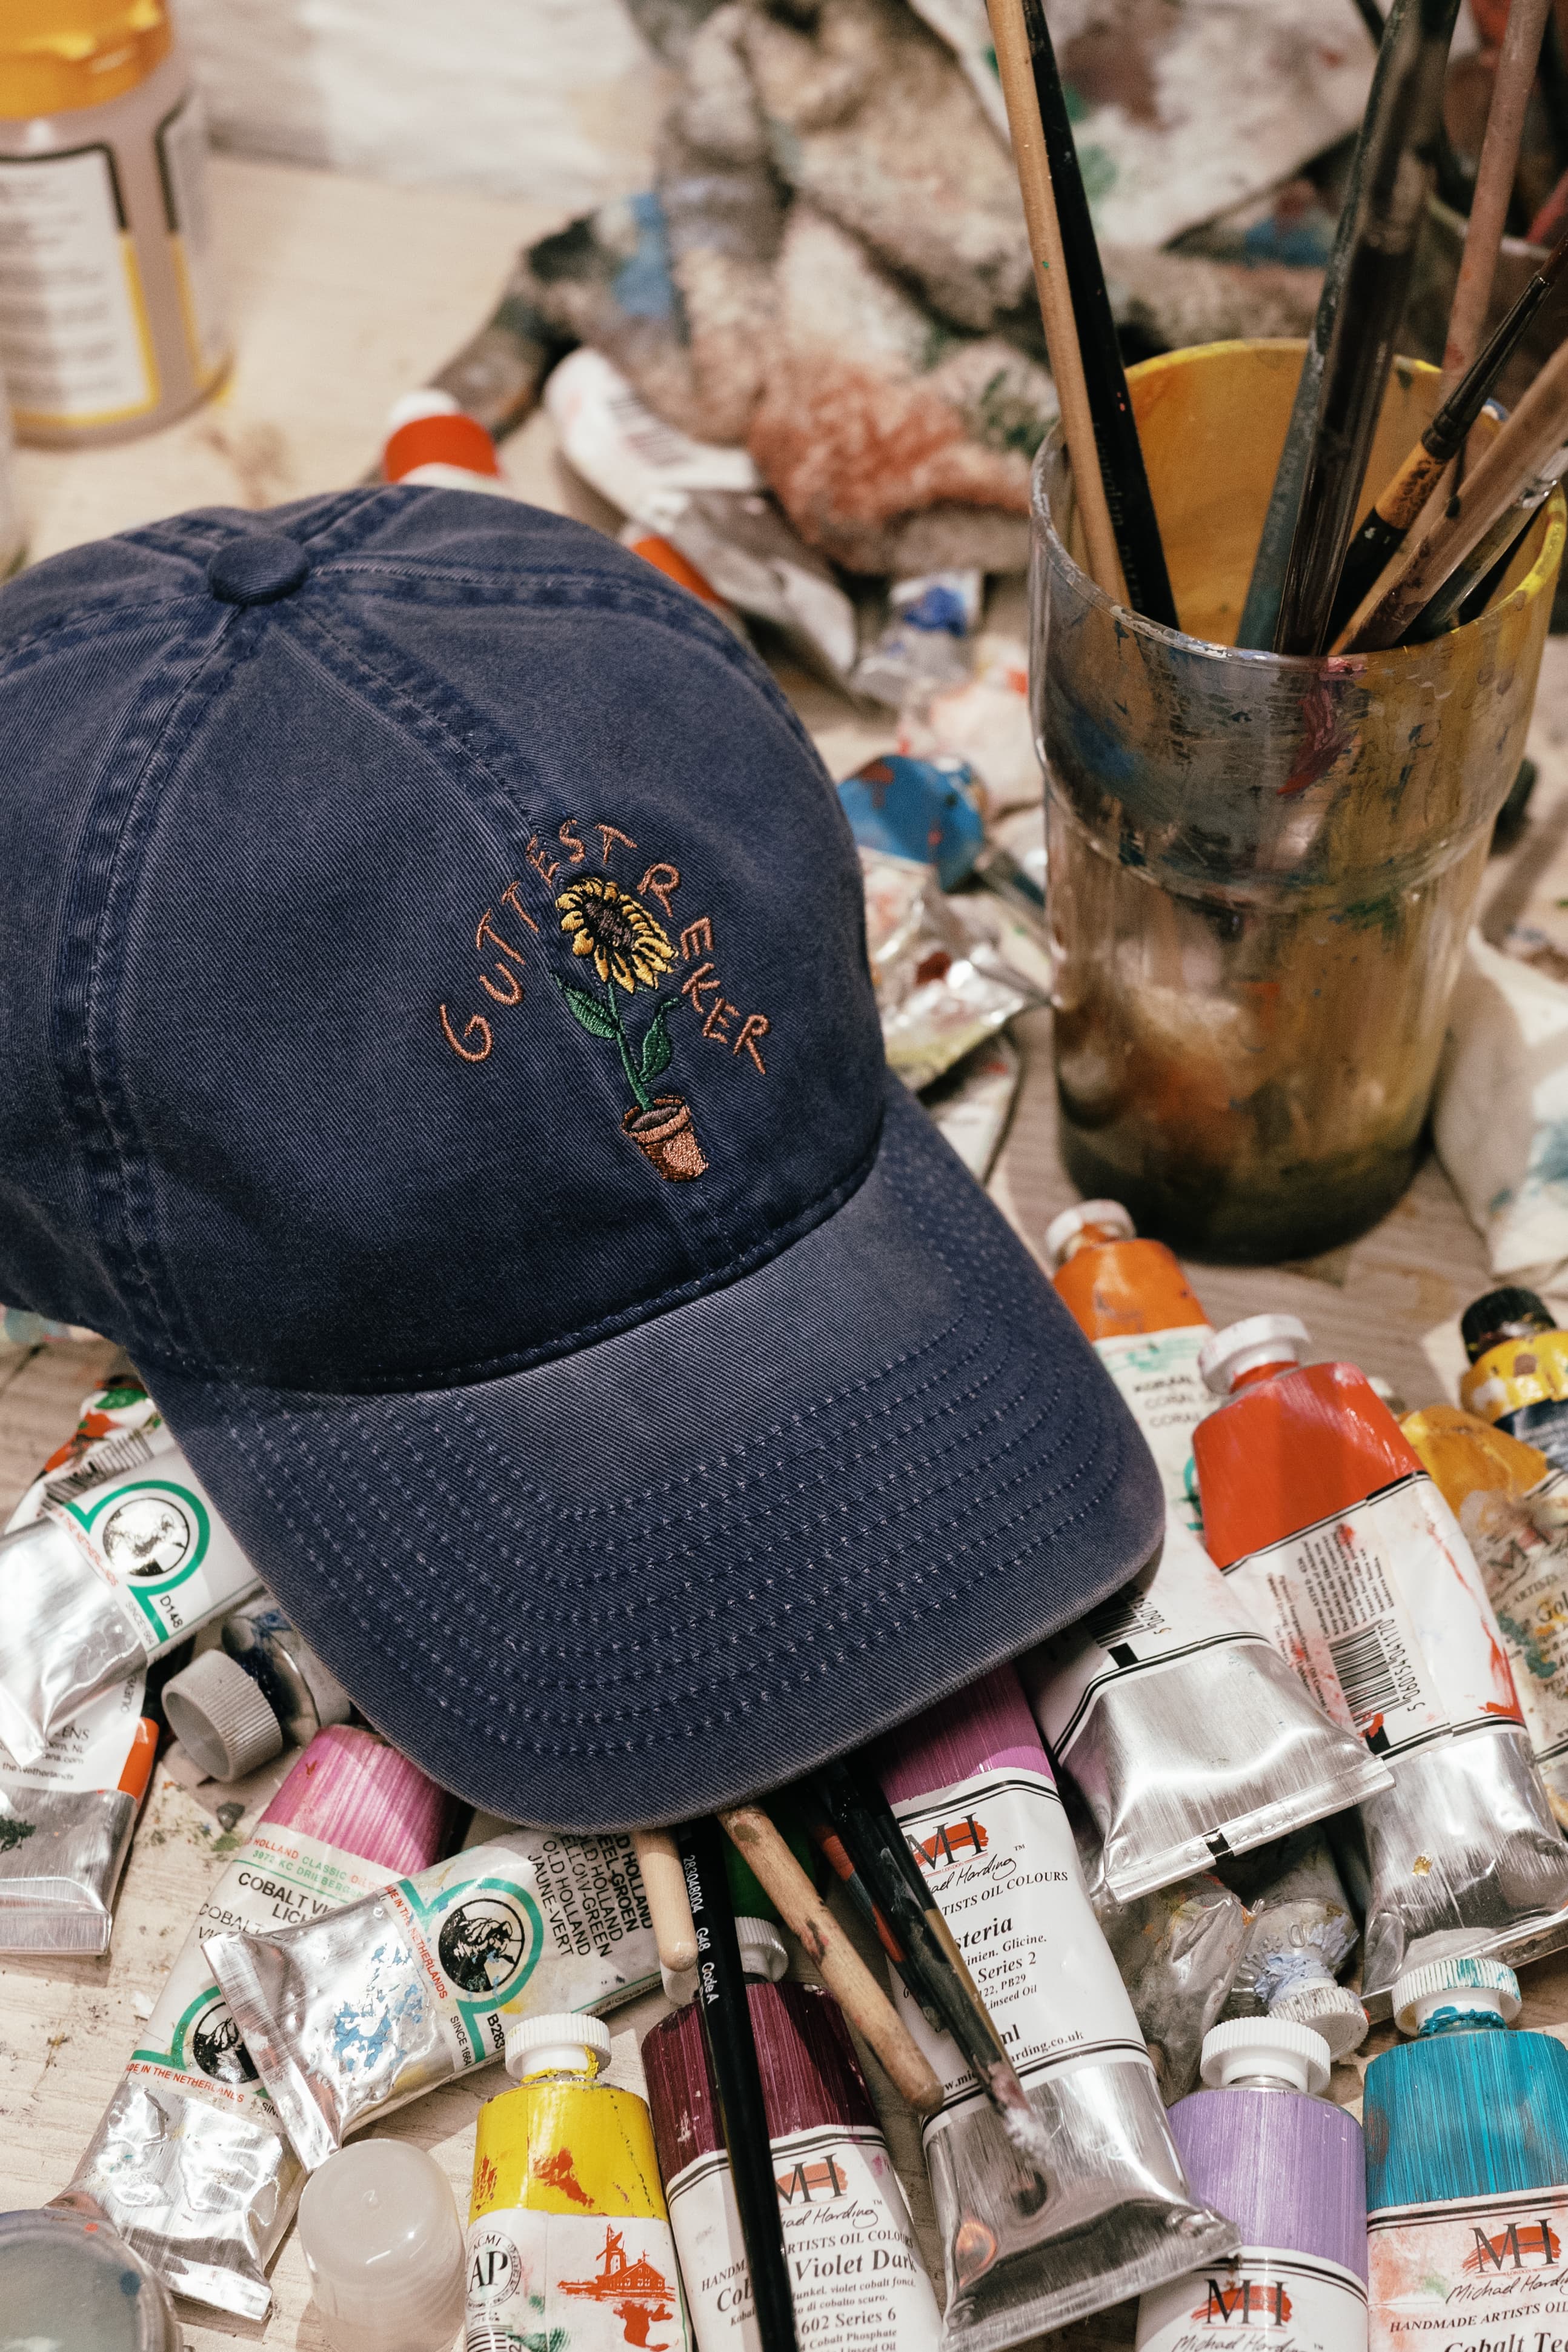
[1457,1286,1568,1469]
[469,2011,691,2352]
[1363,1955,1568,2352]
[1026,1208,1392,1901]
[1075,1809,1251,2105]
[1403,1405,1568,1828]
[161,1595,353,1784]
[206,1824,662,2168]
[1140,2019,1368,2352]
[0,1376,262,1765]
[852,571,981,709]
[645,1974,939,2352]
[1195,1316,1568,2007]
[1215,1829,1368,2061]
[870,1661,1236,2351]
[0,1668,156,1953]
[67,1724,450,2319]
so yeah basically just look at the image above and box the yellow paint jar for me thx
[1032,339,1565,1261]
[467,2011,690,2352]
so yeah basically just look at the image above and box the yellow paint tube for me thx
[467,2011,691,2352]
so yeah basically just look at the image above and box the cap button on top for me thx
[207,532,310,606]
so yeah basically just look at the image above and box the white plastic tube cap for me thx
[505,2009,613,2082]
[1042,1198,1134,1271]
[297,2141,465,2352]
[1392,1955,1522,2038]
[1272,1981,1370,2061]
[1198,1314,1311,1397]
[1200,2016,1332,2095]
[661,1914,789,2004]
[162,1649,283,1782]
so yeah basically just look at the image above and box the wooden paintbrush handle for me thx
[719,1804,944,2117]
[633,1827,698,1972]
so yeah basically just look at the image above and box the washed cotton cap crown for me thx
[0,487,1161,1827]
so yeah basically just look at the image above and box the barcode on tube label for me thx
[1221,1473,1523,1758]
[1031,1520,1272,1756]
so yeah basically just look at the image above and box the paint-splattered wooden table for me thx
[8,146,1568,2352]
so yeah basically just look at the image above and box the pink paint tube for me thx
[68,1722,451,2319]
[645,1975,942,2352]
[872,1664,1235,2351]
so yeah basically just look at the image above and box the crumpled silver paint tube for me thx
[0,1379,261,1765]
[1077,1814,1250,2106]
[1022,1520,1393,1902]
[206,1827,661,2169]
[871,1665,1237,2352]
[1215,1826,1367,2058]
[0,1670,156,1954]
[67,1727,449,2319]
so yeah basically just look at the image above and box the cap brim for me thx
[148,1076,1161,1829]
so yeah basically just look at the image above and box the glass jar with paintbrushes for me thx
[990,0,1568,1259]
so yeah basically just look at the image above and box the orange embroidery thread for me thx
[701,997,737,1043]
[559,818,588,865]
[440,1003,493,1062]
[500,882,540,934]
[596,822,638,866]
[734,1013,769,1073]
[639,862,680,919]
[526,834,559,888]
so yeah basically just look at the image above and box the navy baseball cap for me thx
[0,487,1160,1828]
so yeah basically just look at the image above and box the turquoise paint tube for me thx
[1364,1955,1568,2352]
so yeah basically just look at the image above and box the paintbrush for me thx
[634,1827,698,1975]
[1328,225,1568,631]
[813,1758,1051,2198]
[1440,0,1554,388]
[717,1804,944,2114]
[1239,0,1463,654]
[1406,443,1568,636]
[678,1818,799,2352]
[1336,332,1568,648]
[986,0,1176,626]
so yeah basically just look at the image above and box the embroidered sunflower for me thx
[557,877,674,995]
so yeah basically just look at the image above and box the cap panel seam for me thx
[0,599,217,681]
[51,609,239,1364]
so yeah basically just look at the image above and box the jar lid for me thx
[162,1648,284,1784]
[1043,1198,1134,1270]
[1200,2016,1331,2095]
[0,2,172,121]
[1198,1314,1310,1397]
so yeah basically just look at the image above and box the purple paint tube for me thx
[67,1724,451,2319]
[1137,2018,1367,2352]
[644,1975,942,2352]
[872,1663,1235,2351]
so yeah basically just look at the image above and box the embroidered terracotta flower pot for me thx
[622,1094,708,1181]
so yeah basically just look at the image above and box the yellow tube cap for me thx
[0,1,171,120]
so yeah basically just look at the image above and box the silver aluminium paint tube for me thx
[1081,1832,1251,2105]
[1022,1521,1392,1902]
[881,1752,1236,2350]
[0,1670,155,1954]
[0,1382,261,1765]
[206,1830,661,2169]
[1452,1467,1568,1827]
[1215,1829,1367,2059]
[1221,1469,1568,2003]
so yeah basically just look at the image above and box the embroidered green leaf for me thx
[559,983,619,1039]
[639,1003,673,1085]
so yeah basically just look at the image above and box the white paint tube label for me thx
[1459,1472,1568,1767]
[663,2124,939,2352]
[0,148,156,427]
[44,1446,262,1655]
[1220,1473,1524,1759]
[1368,2185,1568,2352]
[1030,1521,1274,1759]
[1139,2248,1367,2352]
[466,2210,688,2352]
[886,1765,1148,2123]
[128,1824,395,2119]
[1093,1326,1216,1538]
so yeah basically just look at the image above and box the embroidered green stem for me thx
[605,978,653,1114]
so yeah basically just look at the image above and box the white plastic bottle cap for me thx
[1200,2016,1332,2095]
[297,2141,465,2352]
[1198,1314,1311,1397]
[162,1648,284,1782]
[504,2010,613,2082]
[384,388,461,432]
[1392,1956,1521,2038]
[1271,1981,1370,2061]
[1043,1198,1135,1271]
[661,1914,789,2004]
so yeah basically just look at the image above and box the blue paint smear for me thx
[613,191,677,322]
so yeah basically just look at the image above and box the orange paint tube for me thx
[1193,1316,1568,2004]
[1023,1206,1388,1904]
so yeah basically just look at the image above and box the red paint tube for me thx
[869,1663,1235,2351]
[1194,1314,1568,2004]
